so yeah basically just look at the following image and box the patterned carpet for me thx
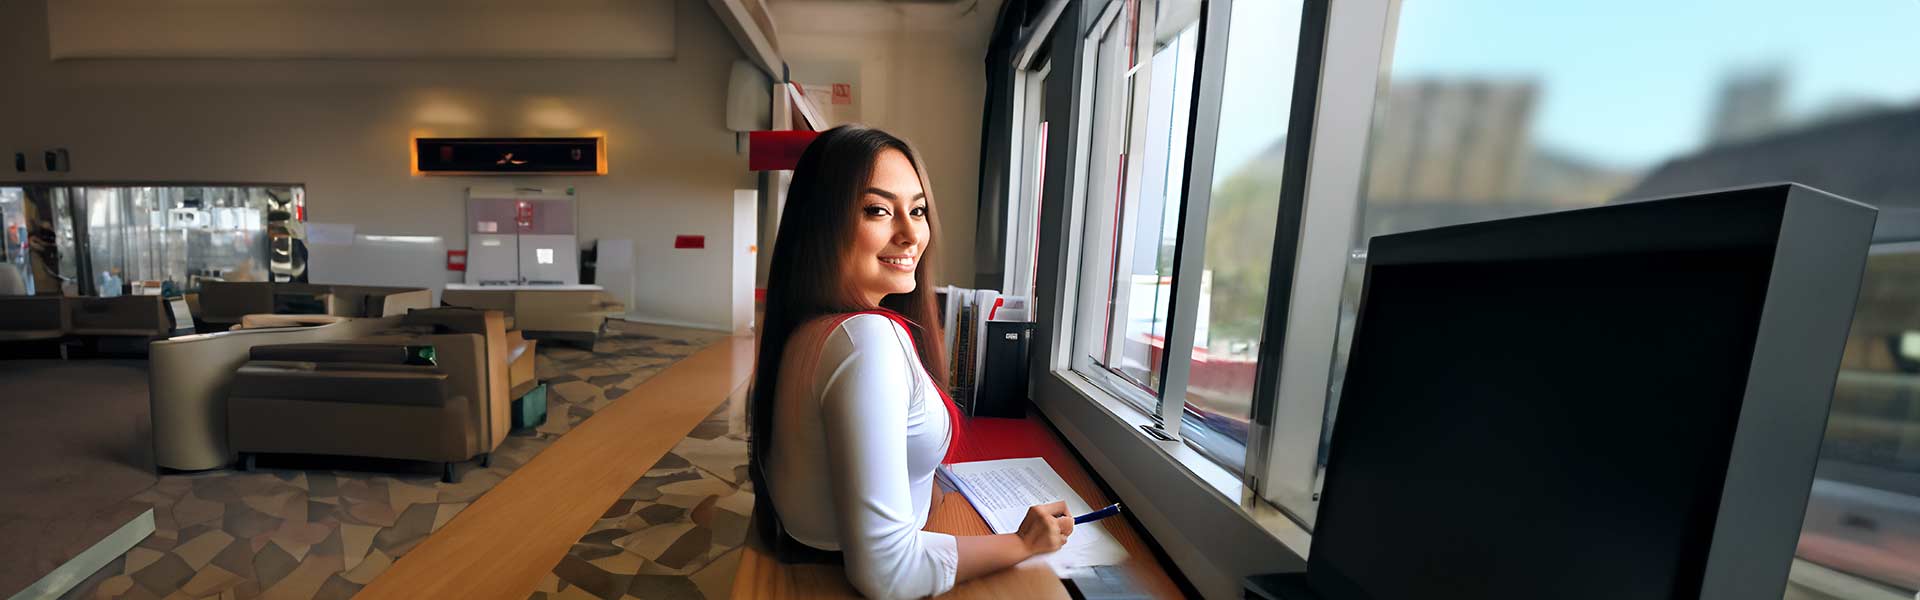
[532,386,752,600]
[62,320,726,600]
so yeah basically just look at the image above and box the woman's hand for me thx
[954,501,1077,581]
[1015,501,1074,555]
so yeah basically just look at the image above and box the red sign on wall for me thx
[748,130,820,171]
[516,201,535,229]
[447,250,468,271]
[674,235,706,249]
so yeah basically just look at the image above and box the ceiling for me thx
[767,0,1003,38]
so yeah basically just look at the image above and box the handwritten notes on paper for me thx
[938,458,1129,577]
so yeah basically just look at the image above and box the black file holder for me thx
[971,320,1034,418]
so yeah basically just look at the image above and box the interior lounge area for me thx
[4,0,1920,599]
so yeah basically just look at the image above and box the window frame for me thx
[1065,0,1227,435]
[1028,0,1372,593]
[1003,61,1052,303]
[1245,0,1394,524]
[1028,0,1920,595]
[1068,0,1168,420]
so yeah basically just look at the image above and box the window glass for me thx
[1073,0,1144,412]
[1007,65,1050,303]
[49,185,301,294]
[1103,17,1199,392]
[51,188,77,292]
[1,188,24,284]
[1179,0,1306,475]
[1332,0,1920,592]
[1073,0,1205,415]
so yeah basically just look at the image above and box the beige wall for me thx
[774,0,996,287]
[0,0,758,330]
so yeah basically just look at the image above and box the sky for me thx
[1203,0,1920,177]
[1388,0,1920,170]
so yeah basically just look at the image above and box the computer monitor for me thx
[1301,184,1875,600]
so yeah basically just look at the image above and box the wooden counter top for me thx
[732,412,1187,599]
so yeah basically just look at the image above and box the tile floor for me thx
[62,320,725,600]
[532,382,752,600]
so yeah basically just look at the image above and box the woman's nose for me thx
[893,220,919,246]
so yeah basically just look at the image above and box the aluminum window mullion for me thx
[1241,0,1332,504]
[1154,0,1232,439]
[1057,0,1119,375]
[1257,0,1401,521]
[1004,71,1030,293]
[70,187,96,296]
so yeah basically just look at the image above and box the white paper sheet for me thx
[939,457,1129,577]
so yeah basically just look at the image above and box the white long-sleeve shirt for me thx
[765,313,958,599]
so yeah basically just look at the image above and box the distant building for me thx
[1625,105,1920,214]
[1366,79,1538,205]
[1359,78,1634,240]
[1705,68,1785,147]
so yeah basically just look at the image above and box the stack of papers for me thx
[936,457,1129,577]
[937,286,1030,414]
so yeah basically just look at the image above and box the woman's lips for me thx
[880,256,916,272]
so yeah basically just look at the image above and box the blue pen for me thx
[1073,503,1123,525]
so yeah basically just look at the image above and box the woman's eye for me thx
[910,206,928,217]
[864,206,890,217]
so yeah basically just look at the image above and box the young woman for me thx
[749,125,1075,599]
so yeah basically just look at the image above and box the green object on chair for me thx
[512,383,549,429]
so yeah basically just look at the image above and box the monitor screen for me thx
[1309,240,1779,599]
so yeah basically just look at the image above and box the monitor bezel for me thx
[1306,183,1876,600]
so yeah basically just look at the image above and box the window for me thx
[36,185,304,294]
[1179,0,1308,475]
[1,188,26,292]
[1319,0,1920,593]
[1071,0,1204,417]
[1006,62,1051,302]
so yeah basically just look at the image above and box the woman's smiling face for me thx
[849,149,930,307]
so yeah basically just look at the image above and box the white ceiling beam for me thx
[705,0,785,79]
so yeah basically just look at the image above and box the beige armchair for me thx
[227,336,489,483]
[149,317,399,471]
[224,308,532,481]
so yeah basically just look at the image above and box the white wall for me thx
[46,0,676,60]
[772,0,999,287]
[0,0,757,331]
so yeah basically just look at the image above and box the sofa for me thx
[226,308,538,481]
[151,307,538,476]
[193,282,431,332]
[1,295,174,356]
[0,296,70,356]
[68,295,171,338]
[440,287,624,348]
[149,316,400,471]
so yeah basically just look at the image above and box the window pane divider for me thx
[1154,0,1233,439]
[1242,0,1331,506]
[1255,0,1401,523]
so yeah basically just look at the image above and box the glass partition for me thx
[24,184,304,295]
[0,187,25,294]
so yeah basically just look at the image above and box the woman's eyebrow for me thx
[864,187,928,201]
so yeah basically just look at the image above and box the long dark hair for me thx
[749,125,962,556]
